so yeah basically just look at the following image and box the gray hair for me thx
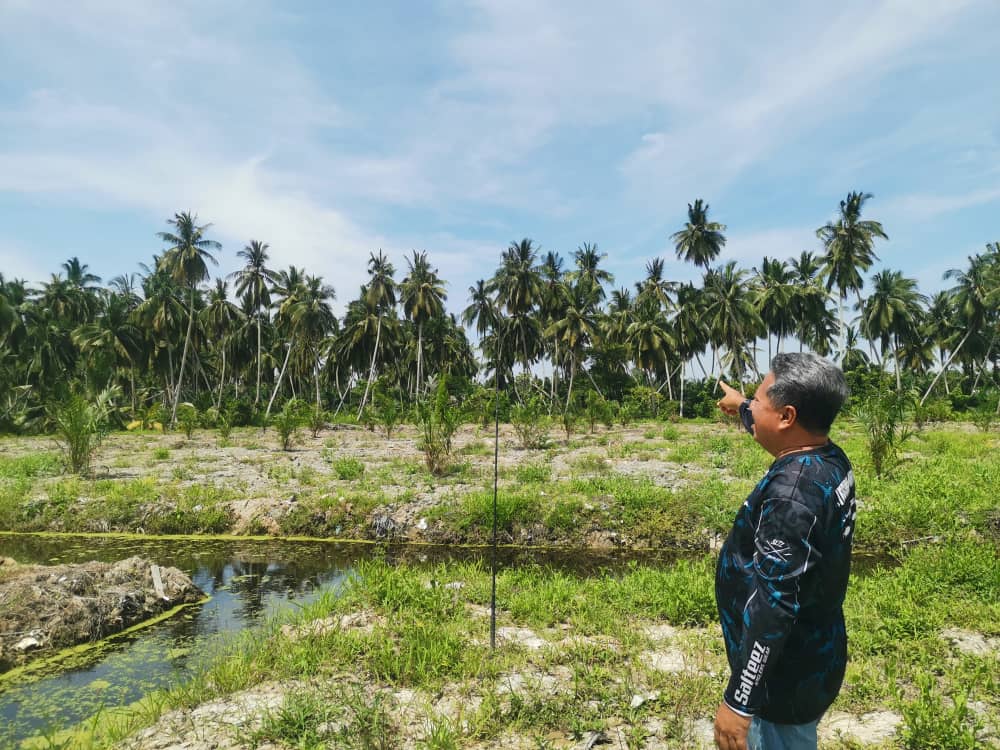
[767,353,848,434]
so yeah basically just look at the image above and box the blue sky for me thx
[1,0,998,318]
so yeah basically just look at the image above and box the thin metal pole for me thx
[490,355,500,651]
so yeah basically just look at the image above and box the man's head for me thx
[748,353,848,455]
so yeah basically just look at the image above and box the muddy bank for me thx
[0,556,202,671]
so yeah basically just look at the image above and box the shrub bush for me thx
[511,396,551,449]
[176,402,199,439]
[48,393,109,475]
[272,399,308,451]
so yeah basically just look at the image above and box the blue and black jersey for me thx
[715,438,856,724]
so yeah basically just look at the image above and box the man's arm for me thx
[723,496,820,717]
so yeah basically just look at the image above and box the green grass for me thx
[0,452,62,479]
[52,536,1000,749]
[0,422,996,554]
[331,457,365,481]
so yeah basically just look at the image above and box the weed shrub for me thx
[851,388,913,476]
[417,377,460,476]
[334,458,365,481]
[585,391,614,432]
[454,489,542,537]
[511,397,551,449]
[900,673,983,749]
[48,393,109,475]
[308,407,328,437]
[374,391,400,439]
[0,453,61,479]
[514,463,550,484]
[560,405,579,439]
[176,402,199,439]
[272,399,307,450]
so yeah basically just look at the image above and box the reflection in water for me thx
[0,533,691,747]
[0,535,359,747]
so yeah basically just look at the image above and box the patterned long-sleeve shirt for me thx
[715,439,856,724]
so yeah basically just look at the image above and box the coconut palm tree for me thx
[567,243,613,304]
[861,269,926,391]
[358,251,397,416]
[462,279,499,339]
[73,290,143,411]
[626,295,675,388]
[491,239,543,395]
[635,258,676,312]
[230,240,278,407]
[201,279,246,409]
[135,256,186,405]
[672,199,727,269]
[817,192,888,351]
[400,251,446,398]
[840,326,870,372]
[545,279,600,409]
[925,291,958,396]
[921,247,999,405]
[538,252,568,408]
[672,282,709,416]
[753,257,797,360]
[703,262,763,384]
[157,212,220,426]
[286,275,336,412]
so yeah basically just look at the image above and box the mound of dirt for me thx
[0,555,203,672]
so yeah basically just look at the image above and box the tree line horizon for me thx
[1,191,997,431]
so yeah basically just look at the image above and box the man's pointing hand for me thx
[716,380,745,416]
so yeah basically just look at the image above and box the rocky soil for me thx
[118,612,919,750]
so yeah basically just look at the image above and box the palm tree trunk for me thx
[584,364,603,398]
[920,329,973,406]
[255,313,262,407]
[359,316,382,418]
[694,352,708,379]
[416,321,423,399]
[550,336,559,414]
[217,348,226,410]
[129,363,136,415]
[679,359,685,418]
[893,334,901,392]
[167,348,175,408]
[314,350,322,414]
[665,359,674,401]
[564,353,576,411]
[170,287,196,427]
[265,342,293,419]
[970,333,996,394]
[837,295,845,357]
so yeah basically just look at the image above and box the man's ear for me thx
[779,404,797,429]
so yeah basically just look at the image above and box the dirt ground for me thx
[0,556,202,671]
[1,421,729,547]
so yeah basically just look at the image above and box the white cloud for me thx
[0,0,995,317]
[0,241,48,286]
[723,227,821,265]
[883,187,1000,221]
[619,1,977,208]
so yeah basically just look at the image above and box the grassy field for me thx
[2,419,998,748]
[0,418,996,553]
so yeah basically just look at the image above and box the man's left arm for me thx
[722,496,820,717]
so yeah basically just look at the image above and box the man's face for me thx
[748,372,787,456]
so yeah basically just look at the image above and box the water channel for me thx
[0,533,687,748]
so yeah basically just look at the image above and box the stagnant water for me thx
[0,533,687,747]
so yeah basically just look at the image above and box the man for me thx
[713,353,856,750]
